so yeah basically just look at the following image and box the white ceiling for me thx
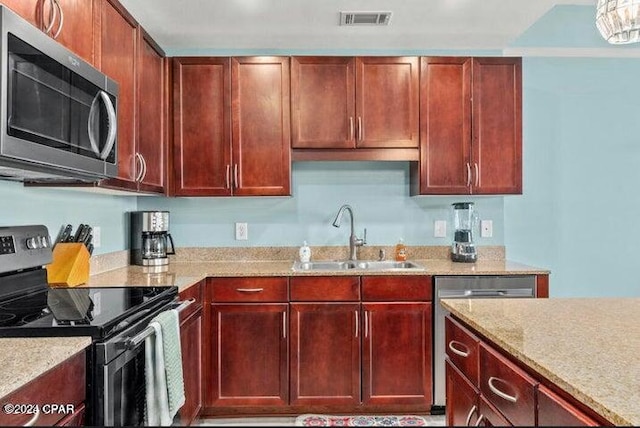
[119,0,597,54]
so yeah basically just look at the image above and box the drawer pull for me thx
[465,405,477,426]
[23,406,40,427]
[235,288,264,293]
[488,376,518,403]
[355,310,359,338]
[282,311,287,339]
[448,340,470,358]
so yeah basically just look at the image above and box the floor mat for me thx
[294,414,437,426]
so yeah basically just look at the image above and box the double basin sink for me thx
[292,260,425,272]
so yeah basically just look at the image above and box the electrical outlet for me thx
[92,226,101,247]
[434,220,447,238]
[481,220,493,238]
[235,222,248,240]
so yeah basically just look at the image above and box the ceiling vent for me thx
[340,11,392,26]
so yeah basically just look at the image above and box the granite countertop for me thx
[0,337,91,400]
[85,259,548,292]
[441,298,640,426]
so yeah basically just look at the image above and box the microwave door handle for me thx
[87,93,102,156]
[99,91,117,160]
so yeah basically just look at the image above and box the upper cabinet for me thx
[412,57,522,195]
[172,56,291,197]
[291,56,419,160]
[2,0,96,64]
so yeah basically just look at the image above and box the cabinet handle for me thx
[135,153,144,182]
[466,162,472,187]
[358,116,363,141]
[43,0,57,35]
[23,406,40,427]
[354,310,358,337]
[465,405,477,426]
[488,376,518,403]
[235,288,264,293]
[233,164,239,189]
[364,310,369,338]
[474,162,479,187]
[225,164,231,189]
[448,340,470,358]
[349,116,354,141]
[282,311,287,339]
[51,0,64,39]
[473,414,484,427]
[140,153,147,182]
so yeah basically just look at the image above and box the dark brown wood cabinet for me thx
[1,0,96,64]
[172,57,290,196]
[95,0,138,189]
[446,360,480,426]
[413,57,522,195]
[179,282,204,426]
[538,385,599,427]
[289,276,361,407]
[205,278,289,408]
[291,56,419,157]
[136,30,167,194]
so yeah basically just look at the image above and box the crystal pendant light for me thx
[596,0,640,44]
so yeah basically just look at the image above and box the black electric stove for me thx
[0,225,180,426]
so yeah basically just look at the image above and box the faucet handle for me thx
[362,228,367,245]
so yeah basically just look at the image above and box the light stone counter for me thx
[441,298,640,426]
[0,337,91,400]
[84,259,548,292]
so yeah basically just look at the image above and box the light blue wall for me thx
[505,57,640,297]
[138,162,504,248]
[0,180,136,254]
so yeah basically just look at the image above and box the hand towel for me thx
[144,309,185,426]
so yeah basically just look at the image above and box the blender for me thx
[451,202,477,263]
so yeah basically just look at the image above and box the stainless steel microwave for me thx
[0,6,118,182]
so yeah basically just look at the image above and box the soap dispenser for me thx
[299,241,311,263]
[395,238,407,262]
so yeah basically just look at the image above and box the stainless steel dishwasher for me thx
[432,275,536,411]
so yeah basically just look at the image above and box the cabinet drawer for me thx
[479,343,537,426]
[290,276,360,301]
[362,276,431,301]
[0,351,85,426]
[209,277,288,302]
[445,316,480,386]
[538,385,600,427]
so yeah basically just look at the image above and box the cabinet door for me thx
[290,303,360,406]
[446,360,480,427]
[97,0,137,186]
[231,57,291,196]
[471,57,522,194]
[2,0,95,64]
[208,303,288,406]
[291,57,356,149]
[172,57,232,196]
[418,57,472,194]
[478,395,512,426]
[137,32,166,193]
[362,302,432,406]
[179,283,203,426]
[356,57,419,148]
[538,385,600,427]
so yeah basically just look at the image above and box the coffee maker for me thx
[451,202,477,263]
[130,211,175,266]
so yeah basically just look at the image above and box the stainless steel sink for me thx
[292,260,425,272]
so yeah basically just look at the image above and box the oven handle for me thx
[122,298,195,350]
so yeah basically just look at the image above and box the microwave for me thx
[0,6,118,182]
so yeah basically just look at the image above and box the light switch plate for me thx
[481,220,493,238]
[93,226,101,248]
[434,220,447,238]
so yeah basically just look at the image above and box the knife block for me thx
[46,243,90,287]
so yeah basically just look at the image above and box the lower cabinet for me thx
[445,315,605,427]
[179,281,204,426]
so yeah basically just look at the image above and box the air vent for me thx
[340,11,392,26]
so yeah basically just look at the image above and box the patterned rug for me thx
[294,414,436,427]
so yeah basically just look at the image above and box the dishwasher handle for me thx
[439,289,533,299]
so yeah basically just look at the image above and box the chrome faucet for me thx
[332,204,366,260]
